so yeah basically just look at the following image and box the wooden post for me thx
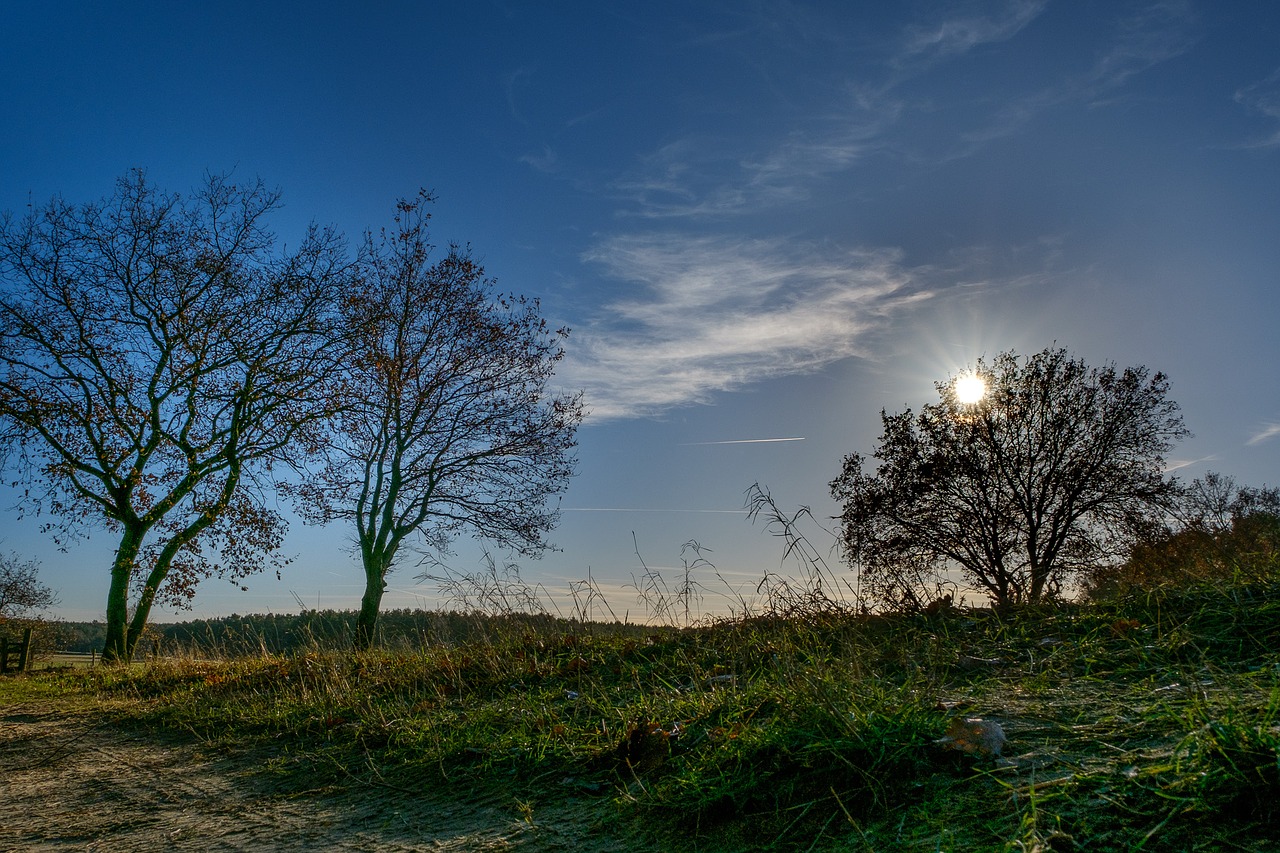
[1,629,35,673]
[18,628,31,672]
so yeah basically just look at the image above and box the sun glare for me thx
[955,374,986,405]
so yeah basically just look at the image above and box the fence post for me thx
[0,636,8,674]
[18,628,31,672]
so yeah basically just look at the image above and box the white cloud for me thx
[741,132,874,191]
[1247,423,1280,446]
[546,6,1201,427]
[519,145,559,174]
[559,234,931,420]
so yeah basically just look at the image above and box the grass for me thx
[4,582,1280,851]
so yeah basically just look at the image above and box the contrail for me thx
[561,507,748,514]
[1165,454,1218,472]
[1247,423,1280,446]
[680,437,806,446]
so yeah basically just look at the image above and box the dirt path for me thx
[0,705,645,852]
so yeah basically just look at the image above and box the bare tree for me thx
[1171,471,1280,531]
[830,347,1189,610]
[0,552,57,620]
[0,170,349,661]
[290,193,584,649]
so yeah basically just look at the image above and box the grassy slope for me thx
[3,585,1279,851]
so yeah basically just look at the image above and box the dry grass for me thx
[3,579,1279,851]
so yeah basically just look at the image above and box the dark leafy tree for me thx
[0,552,57,620]
[830,347,1189,610]
[289,193,584,649]
[1085,472,1280,597]
[0,170,348,661]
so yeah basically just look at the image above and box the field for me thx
[30,652,98,670]
[2,582,1279,851]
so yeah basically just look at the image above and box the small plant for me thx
[628,536,717,627]
[423,550,552,617]
[745,483,854,617]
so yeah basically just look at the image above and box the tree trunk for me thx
[354,557,389,651]
[126,556,174,662]
[103,523,147,663]
[124,500,232,661]
[1028,550,1048,603]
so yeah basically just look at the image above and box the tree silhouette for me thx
[831,347,1188,610]
[289,193,583,649]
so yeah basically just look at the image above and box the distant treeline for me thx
[48,609,653,656]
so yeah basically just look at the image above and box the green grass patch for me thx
[4,585,1280,850]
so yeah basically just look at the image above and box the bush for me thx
[1085,477,1280,600]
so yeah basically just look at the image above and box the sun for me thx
[954,373,987,405]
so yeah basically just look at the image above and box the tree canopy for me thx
[0,552,57,621]
[830,347,1189,610]
[0,170,349,661]
[287,193,584,649]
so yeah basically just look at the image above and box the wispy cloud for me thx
[504,66,536,124]
[740,130,877,192]
[1247,423,1280,446]
[610,138,751,219]
[1234,68,1280,149]
[612,125,880,219]
[519,145,559,174]
[559,234,931,420]
[950,2,1198,155]
[1083,1,1197,97]
[550,4,1204,426]
[897,0,1048,68]
[610,1,1196,218]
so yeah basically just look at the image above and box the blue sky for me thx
[3,1,1279,621]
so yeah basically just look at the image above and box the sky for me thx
[2,1,1279,623]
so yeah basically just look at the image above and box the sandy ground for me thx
[0,704,645,852]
